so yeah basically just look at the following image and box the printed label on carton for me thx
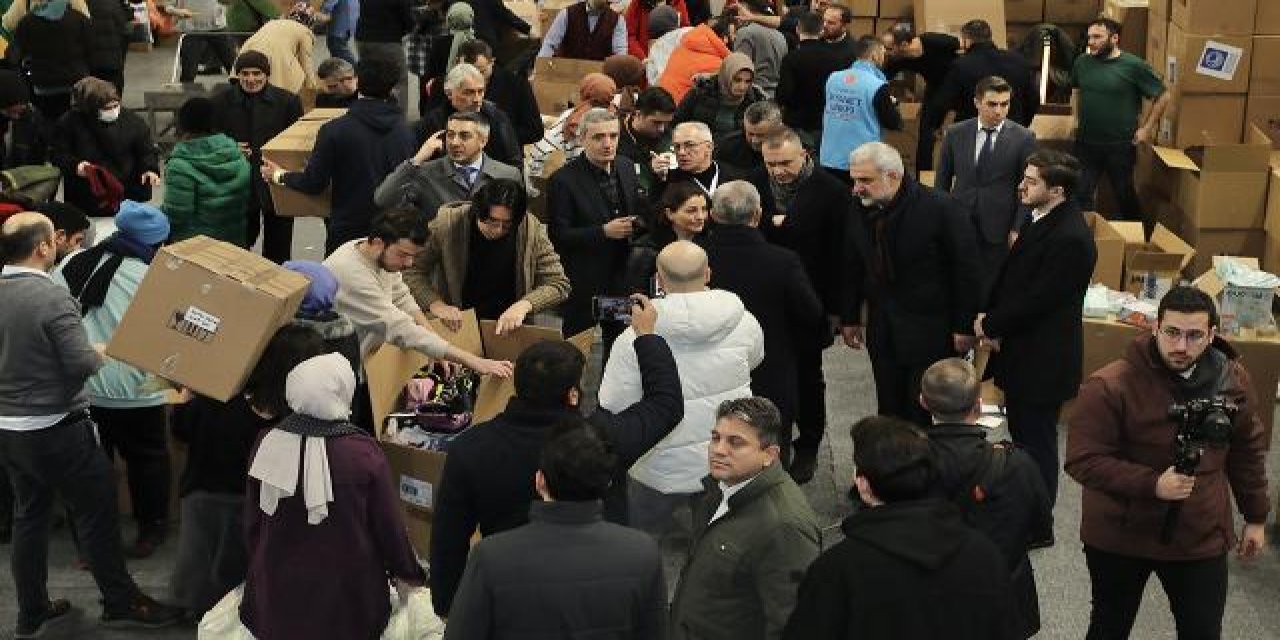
[167,306,220,342]
[399,475,433,510]
[1196,41,1244,81]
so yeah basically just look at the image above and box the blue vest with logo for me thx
[820,60,887,171]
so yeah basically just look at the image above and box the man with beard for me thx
[616,87,676,202]
[749,128,849,482]
[840,142,980,426]
[975,150,1095,510]
[1070,17,1170,234]
[1066,285,1269,638]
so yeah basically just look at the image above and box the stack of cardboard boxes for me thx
[1246,4,1280,143]
[1006,0,1100,49]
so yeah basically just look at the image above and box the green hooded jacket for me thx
[225,0,278,34]
[163,132,251,245]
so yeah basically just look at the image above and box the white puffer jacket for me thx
[599,289,764,494]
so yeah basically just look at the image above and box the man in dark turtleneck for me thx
[656,121,744,199]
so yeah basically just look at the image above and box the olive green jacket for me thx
[669,462,821,640]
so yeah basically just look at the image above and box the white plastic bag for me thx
[197,585,443,640]
[197,586,254,640]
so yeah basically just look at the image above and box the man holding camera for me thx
[1065,286,1269,639]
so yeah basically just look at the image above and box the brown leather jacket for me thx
[1065,334,1270,561]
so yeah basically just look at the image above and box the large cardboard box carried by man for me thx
[260,108,347,217]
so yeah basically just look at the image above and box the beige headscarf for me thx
[717,52,755,105]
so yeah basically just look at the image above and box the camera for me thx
[1166,398,1235,473]
[592,296,633,325]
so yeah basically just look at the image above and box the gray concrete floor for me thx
[3,43,1280,639]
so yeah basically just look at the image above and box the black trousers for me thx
[247,188,295,263]
[90,405,171,529]
[977,239,1009,304]
[1073,140,1147,232]
[0,464,11,531]
[1084,546,1228,640]
[1004,396,1063,506]
[867,347,931,426]
[916,102,941,172]
[0,415,139,623]
[793,345,828,451]
[178,32,238,83]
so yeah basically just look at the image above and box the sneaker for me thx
[14,599,73,639]
[100,595,183,629]
[789,448,819,485]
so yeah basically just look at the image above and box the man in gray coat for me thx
[443,417,666,640]
[934,75,1036,296]
[374,111,521,220]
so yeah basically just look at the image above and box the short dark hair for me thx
[368,207,428,246]
[715,397,783,447]
[824,4,853,24]
[316,57,354,80]
[457,38,494,62]
[244,323,328,417]
[960,19,993,44]
[539,417,617,501]
[796,9,823,37]
[975,75,1012,97]
[887,21,915,44]
[34,202,89,237]
[514,341,586,407]
[1158,285,1220,329]
[354,55,402,99]
[447,109,491,130]
[1025,149,1081,198]
[470,178,527,227]
[0,215,52,264]
[634,86,676,115]
[1089,17,1122,36]
[851,415,935,503]
[854,34,883,59]
[743,100,782,126]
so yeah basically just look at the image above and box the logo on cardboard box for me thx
[1196,41,1244,82]
[167,306,220,342]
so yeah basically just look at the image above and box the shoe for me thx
[100,595,183,629]
[789,448,819,485]
[15,599,73,638]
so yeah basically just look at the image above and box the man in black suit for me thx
[976,149,1096,510]
[928,20,1039,134]
[653,121,745,197]
[751,128,851,482]
[703,180,825,470]
[881,22,960,173]
[416,63,523,168]
[935,75,1037,296]
[841,142,982,426]
[776,11,847,143]
[547,108,644,348]
[714,101,786,175]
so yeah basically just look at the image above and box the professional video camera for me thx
[1160,398,1236,543]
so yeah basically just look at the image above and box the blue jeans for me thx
[326,32,356,65]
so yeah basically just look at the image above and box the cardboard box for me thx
[1265,170,1280,272]
[1249,37,1280,96]
[1170,0,1257,35]
[1244,93,1280,149]
[850,17,875,37]
[913,0,1006,47]
[879,0,914,17]
[532,57,602,115]
[1153,126,1270,229]
[1006,0,1045,22]
[1006,21,1037,49]
[883,101,920,174]
[1259,0,1280,34]
[260,109,345,218]
[1046,0,1101,23]
[1180,228,1266,275]
[1103,0,1149,56]
[1158,92,1245,148]
[849,0,877,16]
[1147,13,1167,75]
[504,0,541,37]
[364,310,593,556]
[1150,0,1169,22]
[1113,221,1196,298]
[105,237,309,402]
[1164,23,1251,95]
[1087,212,1127,290]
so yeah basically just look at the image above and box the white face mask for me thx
[98,106,121,123]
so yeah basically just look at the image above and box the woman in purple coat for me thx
[239,352,426,639]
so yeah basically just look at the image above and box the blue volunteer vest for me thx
[820,60,887,171]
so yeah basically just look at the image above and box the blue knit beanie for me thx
[284,260,339,316]
[114,200,170,245]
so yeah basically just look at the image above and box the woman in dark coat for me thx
[628,180,708,294]
[51,77,159,217]
[240,352,427,639]
[672,52,767,139]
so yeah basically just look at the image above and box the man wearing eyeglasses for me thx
[653,122,746,197]
[1065,285,1269,639]
[974,149,1095,518]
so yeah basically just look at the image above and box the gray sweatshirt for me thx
[0,270,102,417]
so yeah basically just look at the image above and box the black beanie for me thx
[178,97,216,135]
[0,70,29,109]
[234,50,272,76]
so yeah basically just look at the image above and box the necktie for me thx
[459,166,478,189]
[976,127,995,175]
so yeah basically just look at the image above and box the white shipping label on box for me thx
[399,475,433,510]
[1196,41,1244,81]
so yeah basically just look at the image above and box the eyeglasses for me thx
[1159,325,1208,345]
[672,140,709,152]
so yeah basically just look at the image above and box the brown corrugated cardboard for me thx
[1079,315,1280,437]
[879,0,914,17]
[1164,23,1251,94]
[1103,0,1149,55]
[105,237,309,402]
[1158,93,1245,148]
[913,0,1006,46]
[883,101,920,174]
[1006,0,1045,22]
[1153,127,1270,229]
[1259,0,1280,34]
[533,57,602,115]
[1190,254,1260,298]
[1180,228,1266,275]
[1087,212,1127,290]
[1113,221,1196,297]
[261,109,345,217]
[1170,0,1257,35]
[1046,0,1101,23]
[1147,13,1167,75]
[1245,93,1280,150]
[1249,37,1280,95]
[849,17,875,37]
[1265,170,1280,272]
[850,0,877,16]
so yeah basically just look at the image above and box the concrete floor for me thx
[2,43,1279,639]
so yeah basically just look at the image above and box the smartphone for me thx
[592,296,633,324]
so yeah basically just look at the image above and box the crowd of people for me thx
[0,0,1272,638]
